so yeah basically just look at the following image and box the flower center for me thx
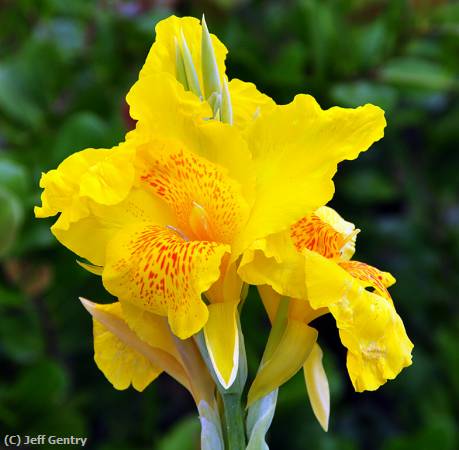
[189,201,216,242]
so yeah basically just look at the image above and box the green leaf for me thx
[0,158,28,196]
[52,112,110,163]
[0,66,43,128]
[341,170,398,203]
[11,361,69,410]
[380,57,456,91]
[0,188,24,258]
[156,415,200,450]
[331,81,398,113]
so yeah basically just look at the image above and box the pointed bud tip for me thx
[79,297,96,314]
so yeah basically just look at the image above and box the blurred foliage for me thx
[1,0,458,449]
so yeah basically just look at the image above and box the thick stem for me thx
[221,392,246,450]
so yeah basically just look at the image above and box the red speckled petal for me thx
[291,214,346,259]
[136,139,249,245]
[103,224,230,339]
[339,260,396,302]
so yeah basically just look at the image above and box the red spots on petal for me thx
[291,214,345,259]
[137,144,248,244]
[339,260,392,301]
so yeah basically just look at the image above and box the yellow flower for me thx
[35,15,386,391]
[240,206,413,428]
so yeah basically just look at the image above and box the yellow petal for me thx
[127,74,255,197]
[204,301,239,389]
[235,96,386,253]
[35,144,135,229]
[120,300,182,361]
[136,137,250,245]
[139,16,227,93]
[314,206,356,235]
[120,299,216,404]
[228,78,275,130]
[291,208,358,260]
[247,320,317,406]
[76,260,103,276]
[304,343,330,432]
[238,231,307,300]
[52,188,174,266]
[102,224,229,339]
[91,301,161,391]
[339,260,396,302]
[303,250,413,391]
[257,285,282,324]
[315,206,358,260]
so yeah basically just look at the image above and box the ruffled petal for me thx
[35,143,135,229]
[102,224,229,339]
[52,188,174,266]
[235,95,386,253]
[303,250,413,391]
[238,231,307,300]
[339,260,396,302]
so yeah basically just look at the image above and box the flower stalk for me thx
[221,392,246,450]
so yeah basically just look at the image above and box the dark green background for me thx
[1,1,458,449]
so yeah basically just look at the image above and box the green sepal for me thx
[201,15,222,101]
[174,37,189,91]
[221,78,233,124]
[179,30,202,99]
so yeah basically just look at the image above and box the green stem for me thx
[221,392,246,450]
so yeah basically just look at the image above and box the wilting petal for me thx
[239,231,307,300]
[127,74,255,196]
[81,299,190,392]
[303,250,413,391]
[339,260,396,301]
[303,343,330,432]
[235,96,386,253]
[136,138,250,245]
[204,301,239,389]
[52,188,174,266]
[247,320,317,406]
[103,224,229,339]
[228,79,275,130]
[139,16,227,93]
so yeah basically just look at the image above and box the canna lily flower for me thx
[240,206,413,429]
[35,14,387,397]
